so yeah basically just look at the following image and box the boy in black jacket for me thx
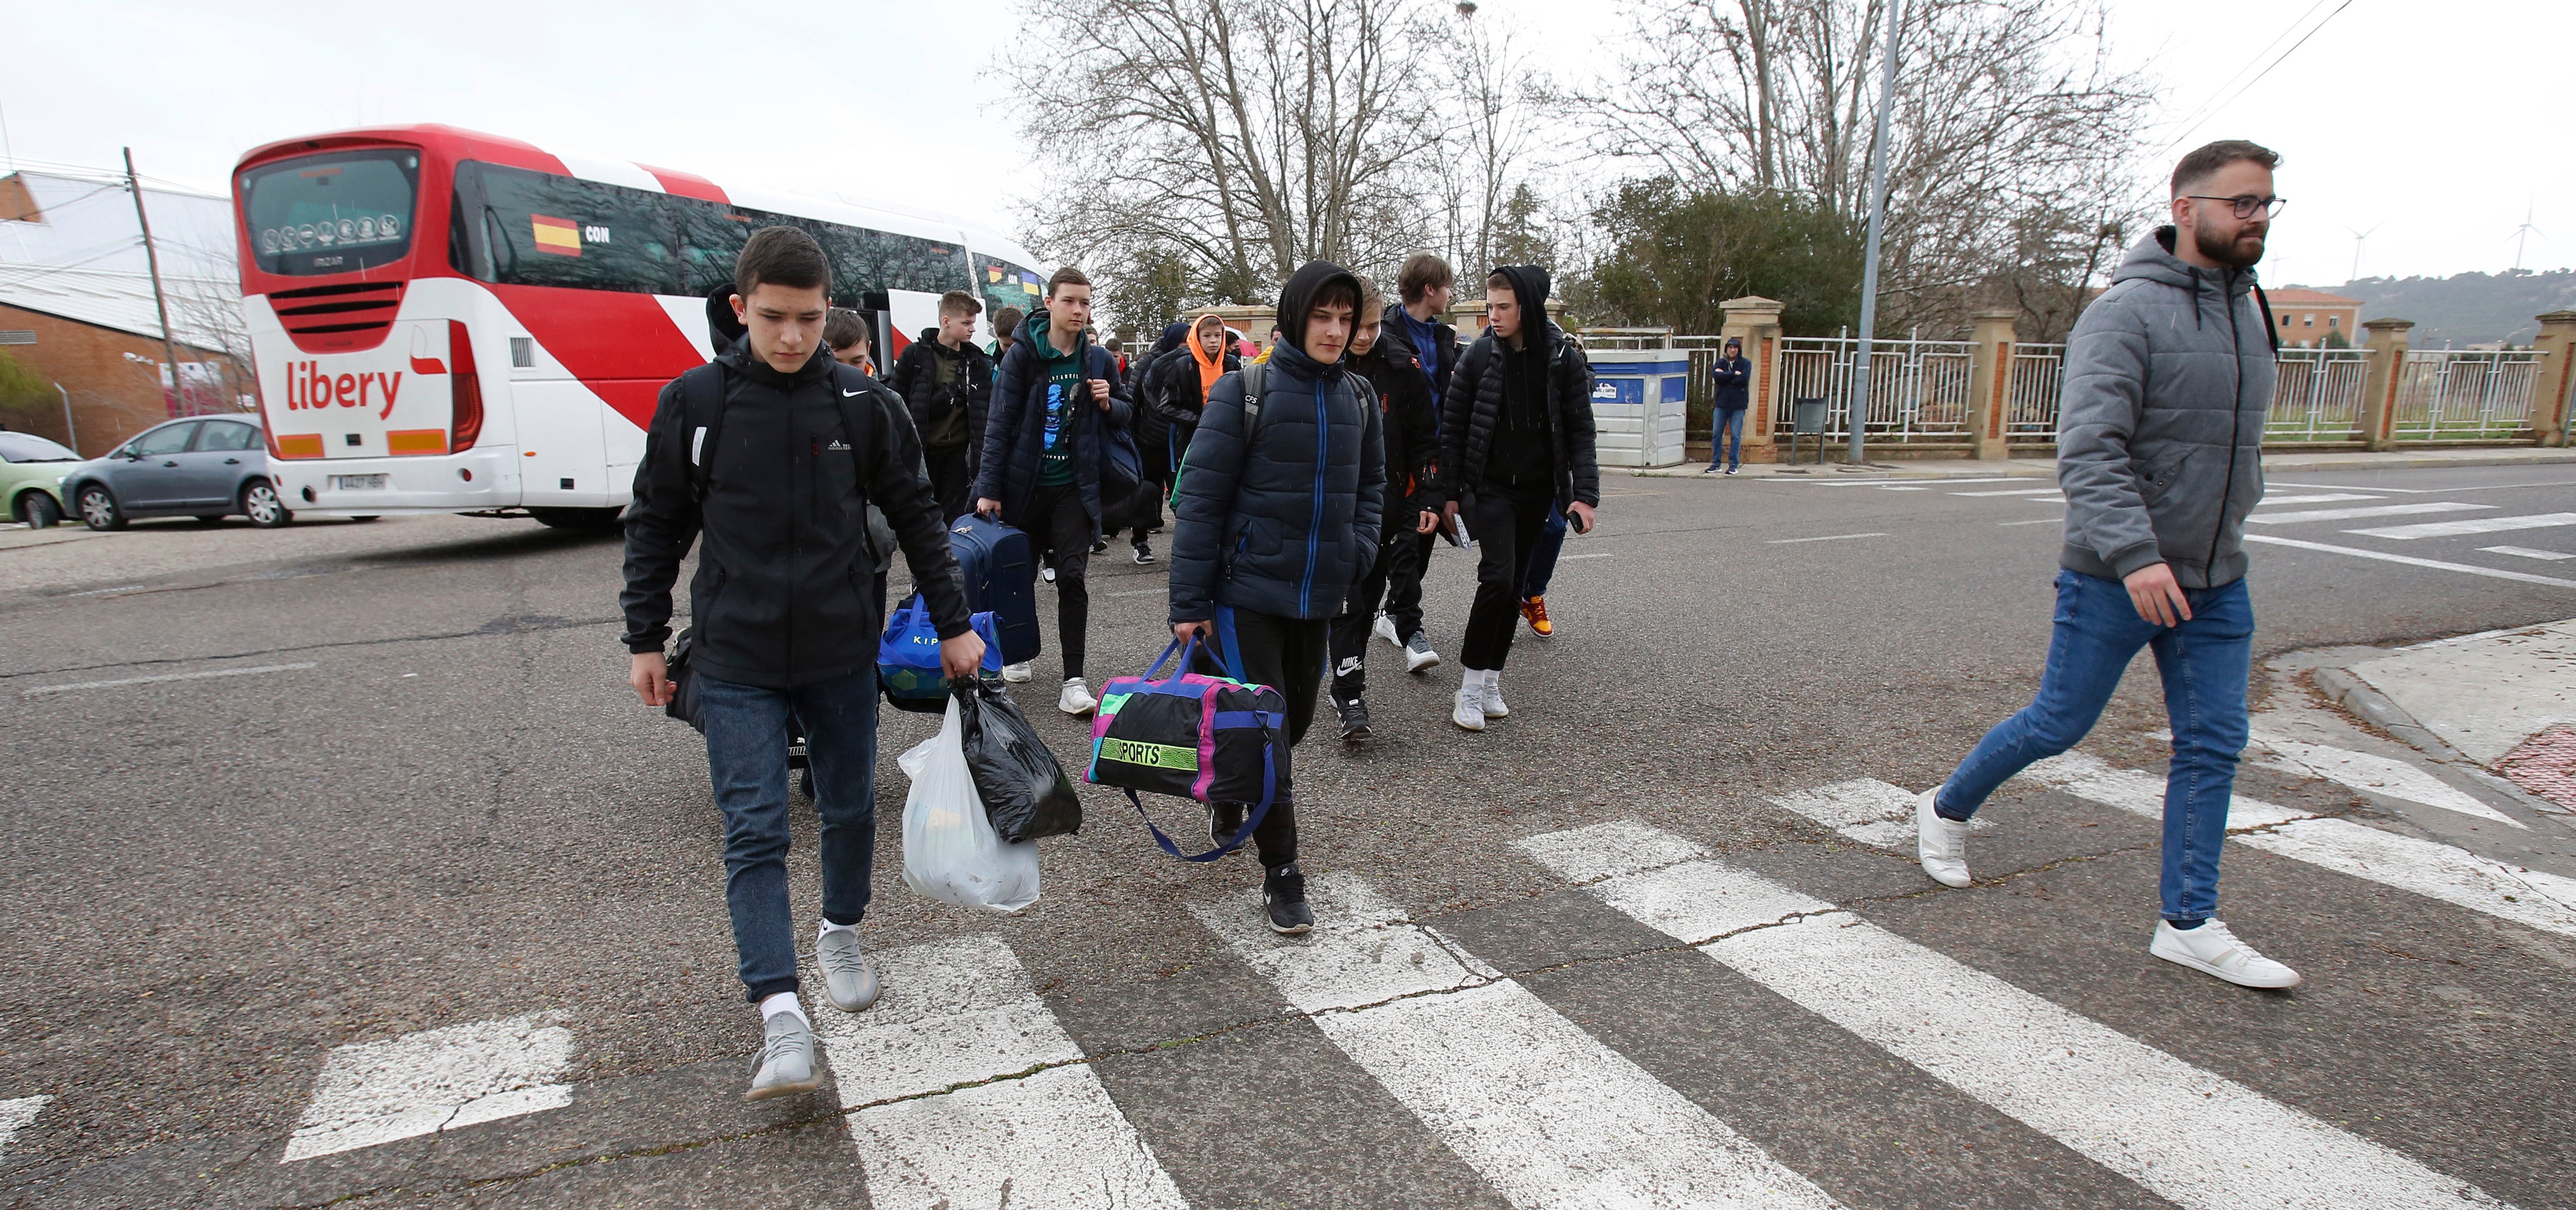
[622,228,983,1101]
[1438,266,1600,732]
[885,290,994,521]
[1170,262,1385,935]
[1328,280,1440,741]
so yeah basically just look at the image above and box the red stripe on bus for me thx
[491,286,702,431]
[639,164,728,204]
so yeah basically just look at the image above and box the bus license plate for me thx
[333,474,388,491]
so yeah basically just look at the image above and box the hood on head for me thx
[1490,265,1553,344]
[705,283,747,351]
[1151,321,1192,357]
[1275,260,1362,354]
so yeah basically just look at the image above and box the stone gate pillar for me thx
[2528,310,2576,446]
[1967,310,2019,461]
[1720,296,1784,462]
[2359,318,2413,452]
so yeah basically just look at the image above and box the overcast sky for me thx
[4,0,2560,290]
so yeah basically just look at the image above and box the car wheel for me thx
[242,479,293,528]
[17,492,62,529]
[76,485,125,531]
[529,507,623,531]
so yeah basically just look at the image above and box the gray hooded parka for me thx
[2058,227,2276,590]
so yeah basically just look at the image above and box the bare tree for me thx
[1424,6,1545,280]
[1571,0,2154,333]
[1001,0,1439,315]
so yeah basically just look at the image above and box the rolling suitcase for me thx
[950,513,1041,665]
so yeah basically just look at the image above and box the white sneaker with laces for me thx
[1374,614,1401,648]
[2150,920,2303,989]
[1001,662,1033,684]
[1402,631,1441,673]
[1452,688,1486,731]
[1479,673,1509,718]
[1916,787,1971,888]
[1059,677,1098,716]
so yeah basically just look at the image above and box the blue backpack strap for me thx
[1123,758,1274,863]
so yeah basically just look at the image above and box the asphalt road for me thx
[2,461,2570,1208]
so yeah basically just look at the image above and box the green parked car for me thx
[1,430,78,528]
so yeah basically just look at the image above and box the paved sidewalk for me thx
[2345,620,2576,809]
[1627,445,2576,480]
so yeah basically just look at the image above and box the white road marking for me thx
[1770,777,1989,846]
[1780,476,2043,487]
[1766,531,1887,544]
[21,662,318,697]
[1192,871,1843,1210]
[2347,512,2576,540]
[2249,732,2525,827]
[1518,823,2513,1210]
[2249,502,2492,525]
[2023,753,2571,934]
[282,1012,574,1163]
[1949,487,2064,497]
[1104,587,1166,597]
[2242,535,2576,590]
[0,1095,48,1162]
[65,584,146,597]
[815,936,1186,1210]
[1999,516,2063,526]
[2481,545,2575,561]
[1557,551,1620,560]
[2253,493,2386,506]
[2238,819,2576,937]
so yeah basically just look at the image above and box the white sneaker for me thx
[1001,662,1033,684]
[2150,920,2303,989]
[1916,788,1971,888]
[1058,677,1098,716]
[1041,564,1056,584]
[1452,688,1486,731]
[1479,676,1509,718]
[1374,614,1401,648]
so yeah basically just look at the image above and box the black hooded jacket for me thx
[621,341,971,689]
[1349,333,1438,538]
[886,329,994,453]
[1169,262,1385,623]
[1437,265,1600,508]
[1129,321,1192,470]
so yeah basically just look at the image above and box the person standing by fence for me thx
[1705,336,1750,474]
[1915,139,2295,990]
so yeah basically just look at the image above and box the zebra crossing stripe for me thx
[812,936,1187,1210]
[1192,871,1844,1210]
[0,1095,48,1162]
[2021,753,2576,935]
[2248,732,2525,827]
[281,1012,574,1163]
[1771,777,1989,846]
[1517,822,2512,1210]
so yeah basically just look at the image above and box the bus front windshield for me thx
[239,149,421,277]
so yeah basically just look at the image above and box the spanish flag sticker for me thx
[531,214,581,257]
[987,266,1004,283]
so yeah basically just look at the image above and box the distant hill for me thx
[2299,269,2576,348]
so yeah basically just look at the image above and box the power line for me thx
[2159,0,2357,154]
[2152,0,2332,148]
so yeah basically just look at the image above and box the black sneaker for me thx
[1263,861,1313,935]
[1091,538,1109,555]
[1133,541,1156,565]
[1209,801,1246,847]
[1335,696,1372,743]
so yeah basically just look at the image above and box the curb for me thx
[2311,666,2462,760]
[2265,450,2576,472]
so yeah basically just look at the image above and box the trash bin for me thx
[1789,397,1829,465]
[1586,348,1691,468]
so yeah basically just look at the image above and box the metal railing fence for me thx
[1771,337,1978,443]
[2395,349,2546,437]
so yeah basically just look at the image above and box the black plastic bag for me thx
[955,680,1083,843]
[665,628,705,733]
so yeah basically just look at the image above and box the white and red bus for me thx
[232,124,1048,525]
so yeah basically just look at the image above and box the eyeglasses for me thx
[2184,195,2287,220]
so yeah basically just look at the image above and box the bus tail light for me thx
[448,320,483,453]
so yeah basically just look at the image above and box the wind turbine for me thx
[2508,202,2544,272]
[2347,223,2382,284]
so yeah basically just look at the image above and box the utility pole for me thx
[56,383,77,456]
[123,147,181,414]
[1848,0,1903,466]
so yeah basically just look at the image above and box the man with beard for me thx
[1915,140,2299,990]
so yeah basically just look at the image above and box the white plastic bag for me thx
[900,697,1041,913]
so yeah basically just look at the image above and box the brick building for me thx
[2262,287,2362,349]
[0,168,254,457]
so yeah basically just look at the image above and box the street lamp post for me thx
[1848,0,1904,466]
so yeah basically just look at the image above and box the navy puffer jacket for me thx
[1169,263,1385,623]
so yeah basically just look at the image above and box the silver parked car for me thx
[60,416,294,530]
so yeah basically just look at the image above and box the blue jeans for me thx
[700,666,880,1002]
[1936,569,2254,922]
[1520,506,1568,599]
[1709,408,1746,470]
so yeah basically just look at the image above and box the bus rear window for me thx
[240,150,419,276]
